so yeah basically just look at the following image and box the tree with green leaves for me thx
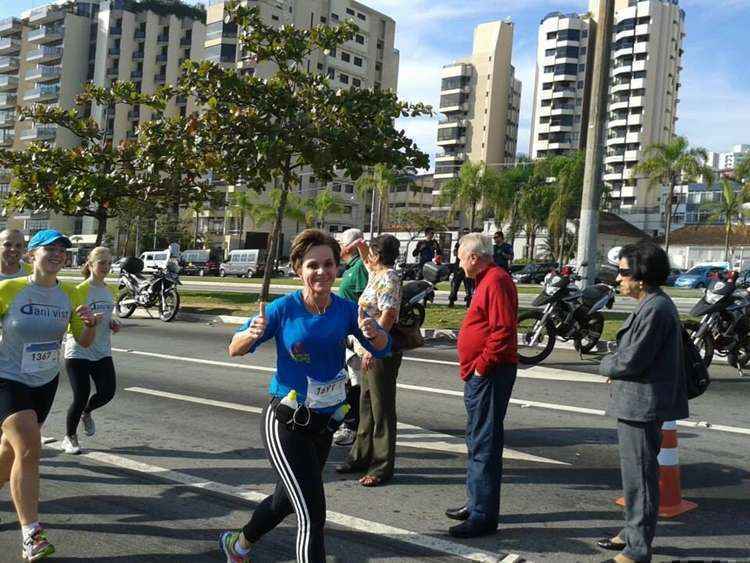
[390,209,447,260]
[0,82,214,246]
[517,181,555,260]
[633,136,713,253]
[354,164,397,236]
[703,179,750,262]
[484,160,535,244]
[438,161,502,231]
[303,189,345,230]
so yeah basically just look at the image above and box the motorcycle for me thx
[397,259,451,327]
[683,271,750,374]
[116,257,182,322]
[517,264,616,365]
[397,260,422,281]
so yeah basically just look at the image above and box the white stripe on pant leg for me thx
[264,406,308,563]
[266,407,312,563]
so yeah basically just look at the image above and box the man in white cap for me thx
[334,228,369,446]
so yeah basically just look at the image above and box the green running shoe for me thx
[22,527,55,561]
[219,531,251,562]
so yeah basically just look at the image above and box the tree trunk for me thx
[557,227,566,267]
[530,230,537,260]
[95,211,108,246]
[525,228,531,259]
[194,212,199,248]
[470,200,476,231]
[664,179,675,254]
[369,189,376,239]
[261,158,291,303]
[725,225,731,264]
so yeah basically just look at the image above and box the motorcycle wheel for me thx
[518,310,556,365]
[683,319,714,367]
[116,290,137,319]
[408,302,426,328]
[159,290,180,322]
[578,312,605,354]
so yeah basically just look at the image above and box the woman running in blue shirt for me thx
[220,229,391,563]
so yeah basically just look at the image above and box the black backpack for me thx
[681,328,710,399]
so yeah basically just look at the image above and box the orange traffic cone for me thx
[615,420,697,518]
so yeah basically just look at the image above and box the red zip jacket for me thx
[457,264,518,380]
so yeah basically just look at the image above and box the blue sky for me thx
[5,0,750,168]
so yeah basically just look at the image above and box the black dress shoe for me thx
[445,505,470,521]
[448,519,497,538]
[596,538,627,551]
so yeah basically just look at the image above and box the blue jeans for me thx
[463,365,517,525]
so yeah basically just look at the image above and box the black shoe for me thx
[596,538,627,551]
[448,519,497,538]
[445,505,470,521]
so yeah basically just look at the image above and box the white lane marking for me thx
[113,349,750,437]
[44,442,505,563]
[126,387,569,465]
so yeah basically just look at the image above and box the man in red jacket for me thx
[445,233,518,538]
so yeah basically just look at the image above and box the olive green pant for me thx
[346,352,402,481]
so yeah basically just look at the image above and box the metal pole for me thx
[576,0,614,287]
[369,188,376,241]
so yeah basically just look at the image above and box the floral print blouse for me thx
[354,268,401,356]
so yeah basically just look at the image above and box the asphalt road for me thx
[1,319,748,562]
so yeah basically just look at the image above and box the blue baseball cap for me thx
[27,229,72,251]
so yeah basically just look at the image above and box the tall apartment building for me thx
[202,0,400,252]
[707,144,750,172]
[0,0,206,240]
[529,12,594,158]
[529,0,685,235]
[434,20,520,189]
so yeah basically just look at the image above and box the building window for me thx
[354,56,362,67]
[271,14,279,21]
[547,32,557,40]
[545,48,555,56]
[332,183,341,192]
[346,8,355,15]
[317,63,323,70]
[357,13,366,21]
[327,68,335,79]
[352,78,361,87]
[320,16,327,23]
[345,184,354,193]
[331,13,339,20]
[341,52,350,62]
[355,34,365,45]
[339,74,349,84]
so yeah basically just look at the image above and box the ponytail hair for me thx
[82,246,112,279]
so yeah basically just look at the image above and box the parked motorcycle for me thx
[397,260,422,281]
[397,260,451,327]
[116,257,182,322]
[517,264,616,365]
[683,271,750,374]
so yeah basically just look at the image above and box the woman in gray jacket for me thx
[597,241,689,563]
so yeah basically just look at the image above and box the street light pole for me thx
[577,0,614,287]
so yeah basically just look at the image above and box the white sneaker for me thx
[333,427,356,446]
[81,412,96,437]
[61,435,81,455]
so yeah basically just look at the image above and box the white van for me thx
[220,249,261,278]
[139,250,173,273]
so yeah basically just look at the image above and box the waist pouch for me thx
[271,398,346,435]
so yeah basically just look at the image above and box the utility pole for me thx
[576,0,614,287]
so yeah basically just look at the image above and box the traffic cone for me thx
[615,421,697,518]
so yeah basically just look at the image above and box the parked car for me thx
[275,261,297,278]
[509,264,525,275]
[673,265,728,289]
[513,262,558,284]
[110,257,127,276]
[665,268,685,286]
[139,250,178,273]
[180,249,220,277]
[220,249,262,278]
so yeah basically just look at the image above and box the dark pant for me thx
[449,267,474,305]
[347,352,402,481]
[617,419,662,562]
[463,365,517,525]
[342,381,360,432]
[243,402,333,563]
[65,357,117,437]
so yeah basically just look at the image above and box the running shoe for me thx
[81,412,96,436]
[219,531,251,563]
[61,435,81,455]
[333,426,356,446]
[22,527,55,561]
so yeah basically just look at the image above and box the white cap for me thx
[340,228,364,247]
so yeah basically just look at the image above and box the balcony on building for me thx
[0,132,15,146]
[106,64,118,79]
[435,151,465,162]
[436,125,466,147]
[109,46,120,56]
[0,75,18,91]
[133,49,145,60]
[20,125,56,141]
[131,70,143,80]
[25,65,61,83]
[135,29,146,40]
[26,5,65,26]
[110,25,122,36]
[0,56,18,73]
[0,110,15,127]
[154,73,166,84]
[157,32,170,43]
[23,84,60,103]
[0,93,17,108]
[26,46,63,64]
[0,37,21,55]
[28,25,64,45]
[0,18,22,37]
[180,36,192,47]
[156,53,168,63]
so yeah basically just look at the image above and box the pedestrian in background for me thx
[412,228,442,270]
[334,228,370,447]
[492,230,514,272]
[445,233,518,538]
[0,229,32,281]
[597,241,688,563]
[449,228,474,308]
[337,234,402,487]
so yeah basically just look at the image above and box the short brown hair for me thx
[290,229,341,273]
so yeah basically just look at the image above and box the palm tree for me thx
[517,182,554,259]
[303,188,345,230]
[438,161,501,230]
[632,136,714,252]
[355,164,396,236]
[704,179,750,262]
[484,161,533,239]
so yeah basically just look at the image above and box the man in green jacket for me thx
[335,228,370,446]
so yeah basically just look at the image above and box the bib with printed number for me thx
[22,341,60,374]
[305,370,347,409]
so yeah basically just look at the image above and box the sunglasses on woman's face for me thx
[618,268,633,277]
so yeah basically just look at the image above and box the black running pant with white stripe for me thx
[243,402,332,562]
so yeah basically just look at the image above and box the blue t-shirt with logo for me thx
[237,291,390,413]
